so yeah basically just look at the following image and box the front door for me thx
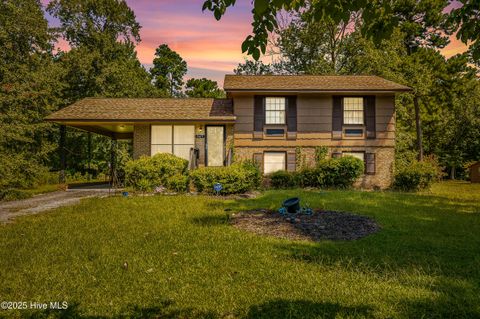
[206,126,224,166]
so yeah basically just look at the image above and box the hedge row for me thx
[270,156,365,189]
[124,154,261,194]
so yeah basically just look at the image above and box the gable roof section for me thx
[224,75,411,92]
[45,98,235,122]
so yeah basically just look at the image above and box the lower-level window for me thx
[342,152,365,162]
[264,152,286,174]
[151,125,195,160]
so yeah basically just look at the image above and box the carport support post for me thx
[109,138,117,186]
[59,125,66,184]
[87,132,92,181]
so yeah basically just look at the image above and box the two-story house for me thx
[46,75,411,189]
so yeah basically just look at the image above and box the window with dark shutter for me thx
[254,96,265,134]
[287,152,296,172]
[332,96,342,139]
[365,96,376,139]
[253,153,263,172]
[365,153,376,174]
[287,96,297,132]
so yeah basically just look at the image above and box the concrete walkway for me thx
[0,187,111,224]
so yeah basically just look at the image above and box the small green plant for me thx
[314,146,328,165]
[295,147,307,169]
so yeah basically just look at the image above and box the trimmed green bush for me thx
[190,160,261,194]
[267,156,364,189]
[393,160,440,191]
[124,153,189,192]
[270,170,297,189]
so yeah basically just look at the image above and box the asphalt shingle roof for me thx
[223,75,411,92]
[45,98,235,122]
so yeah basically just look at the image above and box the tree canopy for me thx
[185,78,225,98]
[150,44,187,97]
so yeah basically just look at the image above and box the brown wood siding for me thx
[233,95,254,132]
[297,95,332,132]
[231,93,395,147]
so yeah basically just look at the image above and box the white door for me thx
[264,152,286,174]
[206,126,224,166]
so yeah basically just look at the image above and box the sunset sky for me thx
[44,0,469,86]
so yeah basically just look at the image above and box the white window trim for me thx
[265,97,286,125]
[343,97,364,125]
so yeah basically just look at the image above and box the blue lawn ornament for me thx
[213,183,223,195]
[122,191,129,197]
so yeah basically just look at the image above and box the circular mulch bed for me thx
[230,209,380,241]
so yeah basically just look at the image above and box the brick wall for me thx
[133,124,151,159]
[234,146,395,189]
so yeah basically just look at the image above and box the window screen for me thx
[264,152,286,174]
[343,152,365,162]
[151,125,194,160]
[343,97,364,125]
[265,97,286,124]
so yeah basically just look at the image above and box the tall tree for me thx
[47,0,140,49]
[274,11,362,74]
[150,44,187,97]
[48,0,156,179]
[449,1,480,65]
[185,78,225,98]
[0,0,63,189]
[234,59,273,75]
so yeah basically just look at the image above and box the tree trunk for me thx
[414,96,423,161]
[59,125,66,184]
[450,166,456,180]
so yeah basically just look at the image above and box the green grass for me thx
[0,182,479,318]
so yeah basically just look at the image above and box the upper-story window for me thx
[343,97,364,125]
[265,97,286,124]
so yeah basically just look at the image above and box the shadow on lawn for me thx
[15,299,374,319]
[244,299,373,319]
[16,301,219,319]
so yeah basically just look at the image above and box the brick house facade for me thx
[46,75,411,189]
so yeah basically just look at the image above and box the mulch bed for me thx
[230,209,380,241]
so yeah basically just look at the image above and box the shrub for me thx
[267,156,364,189]
[124,153,189,192]
[0,189,31,201]
[190,161,261,194]
[318,156,365,188]
[393,160,440,191]
[270,170,297,189]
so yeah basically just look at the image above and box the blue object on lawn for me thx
[122,191,129,197]
[278,207,287,215]
[282,197,300,214]
[213,183,223,194]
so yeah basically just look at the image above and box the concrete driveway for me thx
[0,186,111,224]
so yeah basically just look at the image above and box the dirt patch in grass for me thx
[230,209,380,241]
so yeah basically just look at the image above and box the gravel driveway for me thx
[0,187,111,224]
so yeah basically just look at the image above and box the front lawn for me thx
[0,182,479,318]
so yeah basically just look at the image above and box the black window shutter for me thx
[254,96,265,132]
[365,153,376,174]
[332,96,343,139]
[365,96,376,139]
[287,96,297,132]
[287,152,296,172]
[253,153,263,172]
